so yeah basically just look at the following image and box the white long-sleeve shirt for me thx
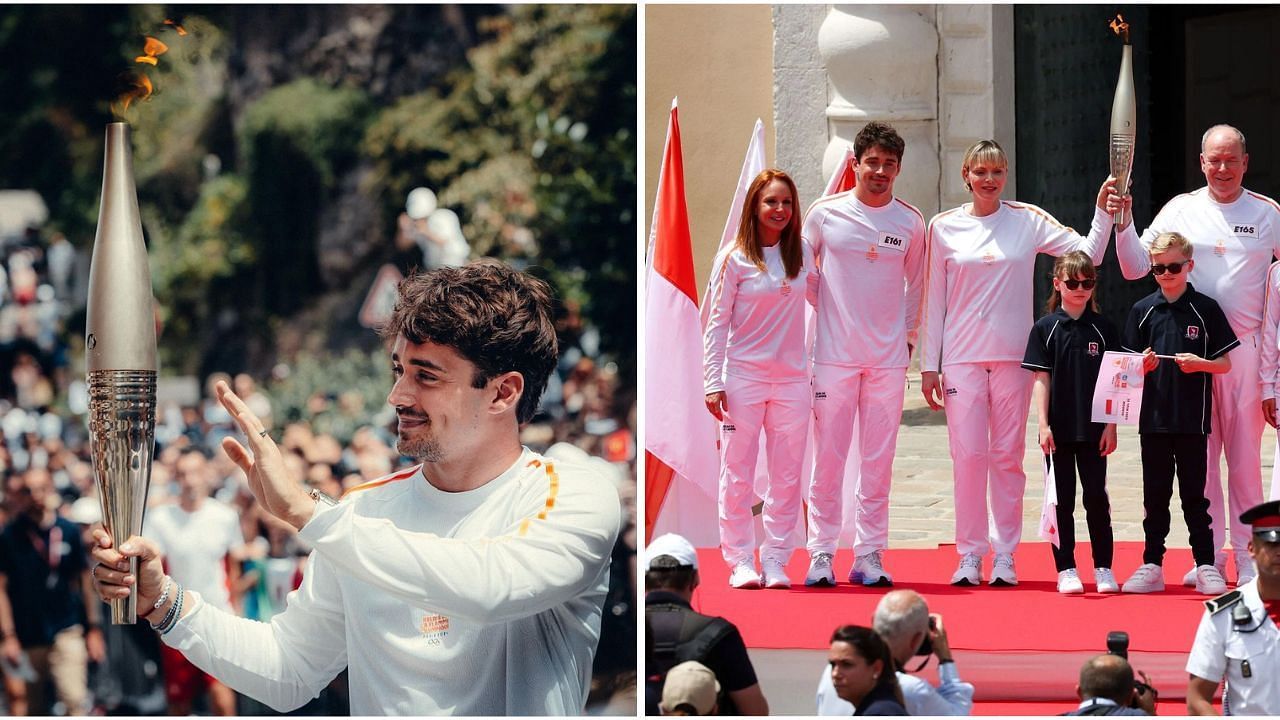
[920,203,1112,371]
[1115,187,1280,336]
[163,448,621,715]
[1262,262,1280,400]
[804,192,927,368]
[703,242,813,393]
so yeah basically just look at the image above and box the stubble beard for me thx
[396,418,443,462]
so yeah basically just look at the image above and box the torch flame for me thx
[164,19,188,36]
[112,73,153,116]
[135,36,168,65]
[1109,14,1130,44]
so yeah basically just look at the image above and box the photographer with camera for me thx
[816,590,974,715]
[1186,500,1280,715]
[1065,652,1157,715]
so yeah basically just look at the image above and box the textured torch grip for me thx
[88,369,156,625]
[1109,133,1136,227]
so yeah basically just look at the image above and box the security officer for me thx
[1186,500,1280,715]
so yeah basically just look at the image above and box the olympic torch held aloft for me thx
[1109,15,1136,228]
[86,122,158,624]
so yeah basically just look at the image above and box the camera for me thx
[915,616,937,656]
[1107,631,1154,709]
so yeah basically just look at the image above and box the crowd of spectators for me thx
[0,223,638,715]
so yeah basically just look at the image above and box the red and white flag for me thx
[824,145,857,196]
[699,119,765,327]
[1039,455,1061,548]
[644,99,720,544]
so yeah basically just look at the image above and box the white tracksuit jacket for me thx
[162,450,621,715]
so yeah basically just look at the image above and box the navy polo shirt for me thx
[1021,307,1120,443]
[1122,283,1239,435]
[0,514,88,648]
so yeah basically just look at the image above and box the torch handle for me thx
[108,556,139,624]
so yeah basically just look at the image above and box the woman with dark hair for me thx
[827,625,906,715]
[919,139,1124,588]
[703,169,813,590]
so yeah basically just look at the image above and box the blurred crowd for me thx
[0,222,637,715]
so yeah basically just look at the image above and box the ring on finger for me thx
[258,429,269,439]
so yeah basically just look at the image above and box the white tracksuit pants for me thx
[1206,333,1266,555]
[942,362,1033,556]
[718,373,810,567]
[806,363,907,556]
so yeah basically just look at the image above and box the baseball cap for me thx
[644,533,698,571]
[1240,499,1280,542]
[661,661,720,715]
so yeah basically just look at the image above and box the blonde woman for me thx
[920,139,1124,586]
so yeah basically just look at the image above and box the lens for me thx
[1151,262,1185,275]
[1063,279,1097,290]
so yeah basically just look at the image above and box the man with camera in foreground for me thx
[816,589,974,715]
[1065,654,1156,715]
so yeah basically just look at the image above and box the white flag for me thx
[1039,454,1060,548]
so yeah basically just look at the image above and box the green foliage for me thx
[363,4,637,379]
[267,347,392,443]
[240,78,371,190]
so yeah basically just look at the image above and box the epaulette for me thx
[1204,589,1243,614]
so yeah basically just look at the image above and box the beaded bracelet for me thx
[150,581,183,633]
[152,577,173,612]
[159,587,184,635]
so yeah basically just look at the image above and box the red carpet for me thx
[692,542,1223,703]
[692,542,1209,653]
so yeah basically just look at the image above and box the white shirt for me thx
[1186,578,1280,716]
[804,192,927,368]
[1259,262,1280,400]
[703,242,813,393]
[145,499,244,612]
[920,203,1111,371]
[815,661,974,715]
[162,448,622,715]
[1116,187,1280,336]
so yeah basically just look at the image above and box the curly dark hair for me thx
[379,260,558,424]
[853,121,905,163]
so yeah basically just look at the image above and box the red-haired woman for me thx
[703,169,813,589]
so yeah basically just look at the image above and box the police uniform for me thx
[1186,500,1280,714]
[1122,283,1239,568]
[1021,306,1119,573]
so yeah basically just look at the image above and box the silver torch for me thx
[86,122,158,624]
[1109,14,1136,228]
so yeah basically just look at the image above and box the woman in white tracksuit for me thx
[919,139,1123,587]
[704,168,814,590]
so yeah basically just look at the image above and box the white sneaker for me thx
[990,553,1018,586]
[849,550,893,587]
[804,552,836,587]
[950,553,983,586]
[1182,552,1227,586]
[728,561,761,589]
[761,558,791,589]
[1057,568,1084,594]
[1195,564,1228,595]
[1094,568,1120,594]
[1235,551,1257,586]
[1122,563,1165,593]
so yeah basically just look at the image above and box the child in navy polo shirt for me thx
[1022,251,1120,595]
[1120,231,1237,596]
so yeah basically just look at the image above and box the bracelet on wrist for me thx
[150,582,184,633]
[152,577,173,612]
[159,588,184,635]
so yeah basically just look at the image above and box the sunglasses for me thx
[1151,261,1189,275]
[1059,278,1096,290]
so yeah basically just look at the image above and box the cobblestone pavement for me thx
[888,373,1274,548]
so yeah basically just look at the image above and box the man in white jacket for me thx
[90,260,622,715]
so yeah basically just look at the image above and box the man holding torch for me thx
[1113,124,1280,588]
[88,260,623,715]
